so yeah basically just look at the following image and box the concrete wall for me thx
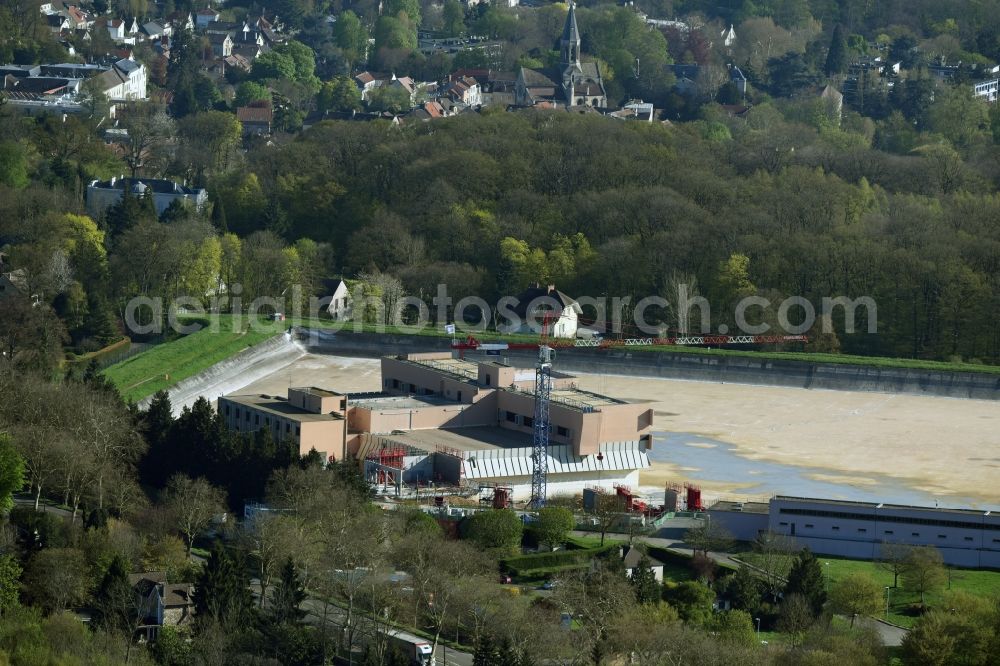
[294,329,1000,400]
[707,509,769,541]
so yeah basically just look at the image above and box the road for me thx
[298,596,474,666]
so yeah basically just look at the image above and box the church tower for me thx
[560,1,581,71]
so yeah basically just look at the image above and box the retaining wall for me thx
[294,329,1000,400]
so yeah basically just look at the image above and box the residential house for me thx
[140,21,169,40]
[608,100,655,121]
[166,11,194,32]
[355,71,386,101]
[209,32,233,58]
[64,6,92,30]
[223,53,252,73]
[668,63,699,96]
[973,78,999,103]
[87,177,208,217]
[236,100,273,136]
[321,279,352,320]
[195,8,220,29]
[106,18,139,43]
[0,269,28,299]
[129,572,194,641]
[46,13,70,33]
[721,24,736,48]
[497,284,583,338]
[621,546,666,582]
[445,75,482,106]
[93,56,147,101]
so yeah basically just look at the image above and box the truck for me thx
[387,630,434,666]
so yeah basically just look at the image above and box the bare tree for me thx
[588,490,626,547]
[876,541,913,588]
[752,530,796,599]
[119,102,174,178]
[685,518,735,556]
[163,474,226,557]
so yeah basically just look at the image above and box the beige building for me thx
[219,352,653,500]
[218,387,348,461]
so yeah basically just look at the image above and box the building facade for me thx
[219,351,653,500]
[708,495,1000,568]
[86,177,208,218]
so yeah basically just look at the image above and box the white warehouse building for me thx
[709,495,1000,568]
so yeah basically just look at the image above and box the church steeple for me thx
[560,1,581,69]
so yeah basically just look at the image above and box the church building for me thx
[515,2,607,109]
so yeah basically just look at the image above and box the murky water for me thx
[646,431,1000,511]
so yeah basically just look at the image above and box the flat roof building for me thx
[219,351,654,500]
[708,495,1000,568]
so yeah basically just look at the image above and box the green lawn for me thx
[740,552,1000,628]
[103,317,288,402]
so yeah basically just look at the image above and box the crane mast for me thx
[530,345,553,509]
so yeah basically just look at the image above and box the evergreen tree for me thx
[93,555,137,635]
[496,635,520,666]
[193,541,254,629]
[630,554,661,604]
[267,557,307,626]
[211,198,228,233]
[473,633,499,666]
[784,548,827,616]
[729,564,762,613]
[825,25,848,76]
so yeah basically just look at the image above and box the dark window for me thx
[392,379,399,389]
[832,526,840,531]
[938,535,946,539]
[779,522,788,526]
[805,524,814,528]
[225,405,230,416]
[884,530,894,535]
[523,417,534,428]
[255,415,259,425]
[556,426,569,437]
[457,391,462,401]
[265,418,270,426]
[285,423,290,433]
[295,426,300,436]
[912,532,919,537]
[964,537,973,541]
[506,411,517,423]
[858,528,867,534]
[484,375,491,386]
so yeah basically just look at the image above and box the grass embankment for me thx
[104,313,1000,404]
[739,552,1000,628]
[103,317,288,402]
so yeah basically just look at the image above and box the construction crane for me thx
[454,325,807,509]
[529,344,553,509]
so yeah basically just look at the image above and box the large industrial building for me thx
[219,351,654,500]
[709,495,1000,568]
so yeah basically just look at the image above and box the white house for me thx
[621,545,666,582]
[498,284,582,339]
[95,56,147,101]
[323,279,352,320]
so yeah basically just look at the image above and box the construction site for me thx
[221,347,657,505]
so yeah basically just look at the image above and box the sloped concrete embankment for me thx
[294,328,1000,400]
[138,331,306,415]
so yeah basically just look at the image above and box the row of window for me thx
[223,403,300,437]
[502,410,570,437]
[781,521,982,542]
[778,507,1000,531]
